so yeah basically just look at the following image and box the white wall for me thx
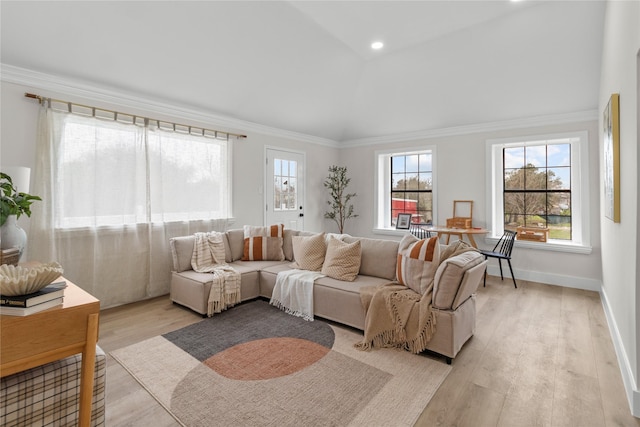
[598,0,640,416]
[340,119,602,291]
[232,132,337,231]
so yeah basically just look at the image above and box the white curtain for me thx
[29,105,230,308]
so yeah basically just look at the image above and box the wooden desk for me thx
[424,226,489,248]
[1,278,100,427]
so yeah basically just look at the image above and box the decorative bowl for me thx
[0,262,64,296]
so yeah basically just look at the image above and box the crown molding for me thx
[340,110,599,148]
[1,63,339,147]
[2,63,597,149]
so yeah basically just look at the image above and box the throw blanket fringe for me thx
[270,269,325,321]
[207,266,241,316]
[354,283,437,354]
[191,232,241,317]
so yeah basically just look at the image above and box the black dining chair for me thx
[481,230,517,288]
[409,223,433,239]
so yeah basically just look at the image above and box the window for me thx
[56,112,231,228]
[273,158,297,211]
[375,148,435,231]
[487,132,590,252]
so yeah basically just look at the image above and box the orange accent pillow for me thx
[242,236,285,261]
[396,234,440,294]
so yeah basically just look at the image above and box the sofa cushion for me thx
[396,234,440,295]
[291,233,326,271]
[226,229,245,262]
[321,237,361,282]
[242,236,285,261]
[344,236,399,281]
[283,229,299,261]
[170,235,195,273]
[433,250,484,310]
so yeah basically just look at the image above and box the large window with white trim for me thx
[375,148,435,231]
[487,132,590,251]
[55,112,232,228]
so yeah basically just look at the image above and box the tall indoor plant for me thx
[1,172,41,258]
[323,165,358,234]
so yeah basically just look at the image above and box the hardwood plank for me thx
[443,382,506,427]
[416,346,484,426]
[551,368,605,426]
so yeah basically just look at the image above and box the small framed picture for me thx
[396,213,412,230]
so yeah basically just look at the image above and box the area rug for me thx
[111,300,451,426]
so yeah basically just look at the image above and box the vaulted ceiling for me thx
[1,1,605,142]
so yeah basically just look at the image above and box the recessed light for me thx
[371,41,384,50]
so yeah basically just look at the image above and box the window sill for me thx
[374,228,591,254]
[484,236,592,254]
[372,228,411,238]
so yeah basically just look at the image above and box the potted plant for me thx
[1,172,41,259]
[323,165,358,234]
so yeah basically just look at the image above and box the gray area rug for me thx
[111,300,451,426]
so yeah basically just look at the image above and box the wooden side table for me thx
[424,226,490,248]
[0,278,100,427]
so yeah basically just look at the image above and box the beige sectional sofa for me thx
[169,228,487,363]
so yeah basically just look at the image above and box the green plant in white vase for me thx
[1,172,41,258]
[323,165,358,234]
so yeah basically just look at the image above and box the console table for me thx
[0,278,100,427]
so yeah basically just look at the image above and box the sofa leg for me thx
[445,356,452,365]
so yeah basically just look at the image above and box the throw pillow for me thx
[242,224,285,261]
[321,237,361,281]
[242,236,285,261]
[291,233,327,271]
[396,234,441,295]
[243,224,284,238]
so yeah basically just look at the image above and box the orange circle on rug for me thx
[203,337,331,380]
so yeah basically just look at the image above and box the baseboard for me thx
[599,288,640,418]
[485,265,601,291]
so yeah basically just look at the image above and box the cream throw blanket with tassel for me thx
[191,232,241,317]
[270,269,325,321]
[355,240,478,353]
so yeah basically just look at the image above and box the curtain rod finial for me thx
[24,93,43,104]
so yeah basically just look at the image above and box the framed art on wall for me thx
[603,93,620,223]
[396,213,412,230]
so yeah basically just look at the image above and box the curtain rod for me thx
[24,92,247,139]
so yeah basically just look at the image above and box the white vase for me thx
[1,215,27,260]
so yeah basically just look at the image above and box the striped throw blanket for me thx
[191,232,241,316]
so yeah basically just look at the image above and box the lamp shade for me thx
[1,166,31,193]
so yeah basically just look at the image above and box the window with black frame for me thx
[503,143,572,240]
[391,153,433,228]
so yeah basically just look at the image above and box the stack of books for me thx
[0,281,67,316]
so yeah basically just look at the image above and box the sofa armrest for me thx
[451,260,487,310]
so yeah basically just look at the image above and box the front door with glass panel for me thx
[265,148,305,230]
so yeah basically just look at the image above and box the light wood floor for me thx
[99,275,640,426]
